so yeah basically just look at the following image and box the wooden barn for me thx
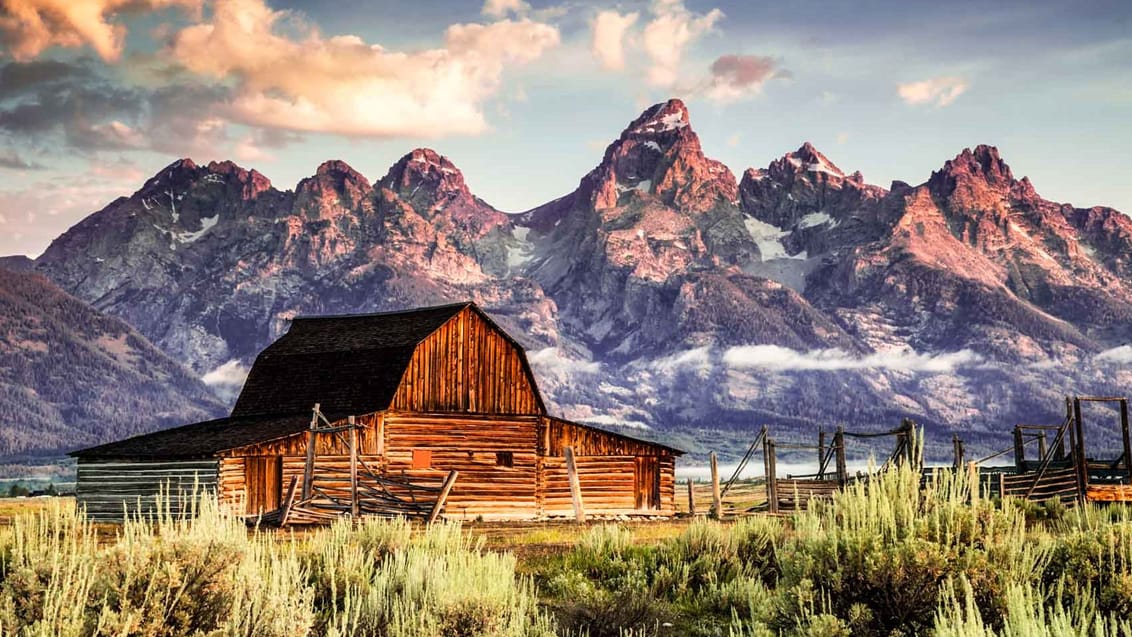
[71,303,682,522]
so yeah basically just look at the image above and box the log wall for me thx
[391,308,542,415]
[76,459,218,522]
[382,412,540,519]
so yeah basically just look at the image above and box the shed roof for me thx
[71,413,312,459]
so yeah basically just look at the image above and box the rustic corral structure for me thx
[965,396,1132,505]
[709,419,918,515]
[71,303,681,523]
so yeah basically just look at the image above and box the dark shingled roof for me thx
[231,303,469,418]
[71,413,312,459]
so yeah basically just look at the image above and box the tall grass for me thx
[0,495,553,636]
[540,459,1132,637]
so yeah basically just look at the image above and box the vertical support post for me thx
[767,440,779,514]
[1013,426,1025,472]
[427,470,459,524]
[349,415,359,518]
[834,426,847,484]
[817,429,826,479]
[302,403,319,501]
[686,478,696,516]
[710,451,722,519]
[1038,431,1048,463]
[1120,399,1131,483]
[998,473,1005,502]
[1073,397,1088,500]
[967,461,979,505]
[564,446,585,523]
[953,433,961,470]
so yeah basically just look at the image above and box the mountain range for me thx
[6,98,1132,462]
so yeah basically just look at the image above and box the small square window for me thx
[495,451,513,468]
[412,449,432,469]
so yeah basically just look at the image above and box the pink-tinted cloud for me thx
[168,0,560,138]
[0,0,201,62]
[703,54,788,102]
[897,76,968,107]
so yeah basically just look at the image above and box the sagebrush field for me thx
[1,464,1130,636]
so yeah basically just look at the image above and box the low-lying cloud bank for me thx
[1097,346,1132,365]
[722,345,984,373]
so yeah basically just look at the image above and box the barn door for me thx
[245,456,283,514]
[635,457,661,510]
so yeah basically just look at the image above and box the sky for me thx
[0,0,1129,257]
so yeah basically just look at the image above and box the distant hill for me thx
[0,268,225,457]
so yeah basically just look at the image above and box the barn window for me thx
[495,451,513,468]
[412,449,431,469]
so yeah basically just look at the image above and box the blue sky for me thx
[1,0,1129,256]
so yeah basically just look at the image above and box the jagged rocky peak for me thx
[582,98,736,212]
[294,159,373,217]
[928,144,1017,197]
[382,148,470,200]
[766,142,846,181]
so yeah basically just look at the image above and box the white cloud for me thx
[591,9,638,71]
[650,346,712,375]
[169,0,560,138]
[897,76,968,107]
[482,0,529,18]
[1097,345,1132,365]
[641,0,723,87]
[201,359,250,386]
[528,347,601,384]
[0,0,201,61]
[722,345,983,373]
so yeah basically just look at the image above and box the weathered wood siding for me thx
[76,459,218,522]
[391,308,541,415]
[542,417,673,457]
[382,412,540,519]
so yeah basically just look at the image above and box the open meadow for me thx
[0,465,1131,636]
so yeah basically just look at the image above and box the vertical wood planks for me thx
[710,451,722,519]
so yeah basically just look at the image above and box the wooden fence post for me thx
[1073,397,1088,501]
[967,461,979,505]
[686,478,696,516]
[565,447,586,523]
[767,440,779,514]
[1013,426,1025,472]
[1121,399,1131,483]
[302,403,320,501]
[427,470,459,524]
[710,451,722,519]
[834,426,847,484]
[349,416,359,517]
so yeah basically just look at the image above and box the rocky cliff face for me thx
[519,99,861,361]
[26,100,1132,460]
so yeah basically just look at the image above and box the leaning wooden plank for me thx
[564,447,586,523]
[426,471,460,524]
[278,475,300,527]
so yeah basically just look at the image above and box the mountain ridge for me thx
[21,99,1132,460]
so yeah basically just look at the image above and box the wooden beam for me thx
[834,426,847,484]
[1074,397,1088,502]
[564,446,585,523]
[349,416,359,518]
[710,451,722,519]
[686,478,696,516]
[967,461,978,505]
[427,471,459,524]
[767,440,779,514]
[302,403,319,501]
[1121,399,1131,484]
[279,475,299,527]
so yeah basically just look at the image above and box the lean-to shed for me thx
[71,303,682,522]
